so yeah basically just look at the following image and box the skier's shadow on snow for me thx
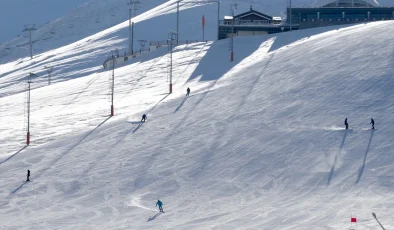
[132,122,144,134]
[236,51,276,111]
[174,96,187,113]
[149,94,169,113]
[327,130,350,185]
[147,212,162,222]
[64,116,111,153]
[55,73,102,114]
[34,116,111,180]
[112,121,144,146]
[114,94,169,146]
[0,146,27,166]
[11,181,28,195]
[356,129,375,184]
[168,82,216,137]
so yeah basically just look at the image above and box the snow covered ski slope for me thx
[1,19,394,229]
[11,0,394,64]
[0,0,262,63]
[1,0,296,95]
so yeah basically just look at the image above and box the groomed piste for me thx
[1,0,394,229]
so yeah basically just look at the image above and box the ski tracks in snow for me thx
[54,72,104,114]
[117,55,166,103]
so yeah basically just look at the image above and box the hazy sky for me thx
[0,0,89,43]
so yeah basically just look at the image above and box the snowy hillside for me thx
[0,0,168,63]
[1,0,392,64]
[1,0,394,228]
[4,0,381,64]
[0,0,306,96]
[1,18,394,229]
[0,0,89,43]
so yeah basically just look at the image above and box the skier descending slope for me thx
[186,87,190,97]
[156,200,164,213]
[370,118,375,129]
[344,118,348,130]
[26,170,30,182]
[141,114,147,122]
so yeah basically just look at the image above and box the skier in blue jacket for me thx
[156,200,164,213]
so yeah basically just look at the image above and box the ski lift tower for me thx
[109,54,116,116]
[229,3,237,62]
[128,0,141,17]
[26,73,38,145]
[127,0,140,54]
[168,31,178,94]
[22,24,37,59]
[44,66,54,85]
[128,9,134,55]
[289,0,292,31]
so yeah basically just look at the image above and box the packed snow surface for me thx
[1,0,394,229]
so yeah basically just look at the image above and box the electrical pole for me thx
[168,31,178,94]
[127,0,141,17]
[202,15,205,41]
[128,9,135,55]
[23,25,37,59]
[217,1,220,41]
[129,9,132,54]
[170,39,173,94]
[127,1,140,55]
[44,66,53,85]
[177,1,180,45]
[289,0,292,31]
[132,22,134,55]
[169,37,173,94]
[26,73,37,145]
[230,3,237,62]
[111,58,115,116]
